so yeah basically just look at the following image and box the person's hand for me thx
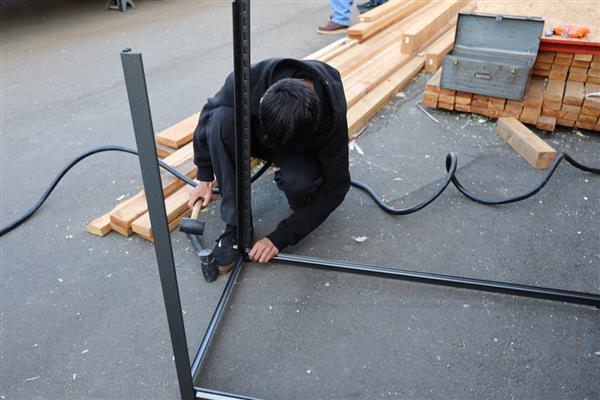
[188,180,213,209]
[249,238,279,263]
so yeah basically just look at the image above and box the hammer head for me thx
[179,218,205,235]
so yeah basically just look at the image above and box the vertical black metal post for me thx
[232,0,252,253]
[120,49,195,400]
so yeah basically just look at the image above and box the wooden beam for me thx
[347,0,432,42]
[85,191,143,237]
[131,185,194,239]
[155,113,200,149]
[400,0,469,55]
[359,0,402,22]
[496,117,557,170]
[424,27,456,73]
[329,19,406,78]
[109,143,196,234]
[347,57,424,137]
[304,37,358,62]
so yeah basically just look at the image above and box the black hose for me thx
[350,152,599,214]
[0,145,271,237]
[1,146,598,237]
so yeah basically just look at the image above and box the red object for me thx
[539,38,600,55]
[554,24,590,38]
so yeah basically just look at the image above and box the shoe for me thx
[317,21,348,35]
[213,225,239,274]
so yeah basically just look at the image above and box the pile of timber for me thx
[422,52,600,133]
[87,0,474,240]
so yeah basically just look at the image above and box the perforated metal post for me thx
[233,0,252,253]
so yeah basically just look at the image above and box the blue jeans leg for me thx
[329,0,353,26]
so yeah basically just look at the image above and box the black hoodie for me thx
[192,58,350,250]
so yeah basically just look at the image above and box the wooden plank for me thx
[135,208,193,242]
[347,57,424,137]
[85,192,143,237]
[496,117,557,169]
[131,185,194,238]
[424,27,456,73]
[155,113,200,148]
[85,214,112,237]
[304,37,358,62]
[329,20,406,77]
[109,143,196,232]
[156,143,175,158]
[400,0,469,55]
[343,43,412,107]
[359,0,402,22]
[347,0,433,42]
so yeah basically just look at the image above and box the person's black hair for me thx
[258,78,320,151]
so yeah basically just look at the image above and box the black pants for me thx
[205,106,323,226]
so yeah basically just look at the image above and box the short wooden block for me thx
[544,79,565,103]
[520,106,540,125]
[536,51,555,64]
[561,104,581,120]
[454,103,471,112]
[575,120,595,130]
[564,81,585,106]
[425,69,442,93]
[422,92,439,108]
[534,61,553,71]
[438,94,455,104]
[523,78,545,108]
[541,108,560,119]
[439,88,456,96]
[536,115,556,132]
[568,73,588,83]
[573,53,593,62]
[571,60,590,69]
[577,114,598,124]
[587,76,600,84]
[553,58,572,67]
[533,69,550,77]
[437,102,454,111]
[454,92,472,105]
[543,100,562,111]
[488,97,506,111]
[555,52,574,60]
[496,117,557,169]
[557,118,576,127]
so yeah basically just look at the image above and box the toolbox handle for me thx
[474,72,491,80]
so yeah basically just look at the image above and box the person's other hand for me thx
[188,180,213,209]
[249,238,279,263]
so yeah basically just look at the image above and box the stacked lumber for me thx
[422,66,600,132]
[87,0,472,240]
[533,52,600,84]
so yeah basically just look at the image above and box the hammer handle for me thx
[191,201,203,220]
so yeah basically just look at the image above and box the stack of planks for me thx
[422,65,600,132]
[533,52,600,84]
[87,0,473,240]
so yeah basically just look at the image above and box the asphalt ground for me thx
[1,1,599,399]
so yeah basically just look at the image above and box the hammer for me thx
[179,201,217,282]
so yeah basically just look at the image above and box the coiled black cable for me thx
[0,146,598,237]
